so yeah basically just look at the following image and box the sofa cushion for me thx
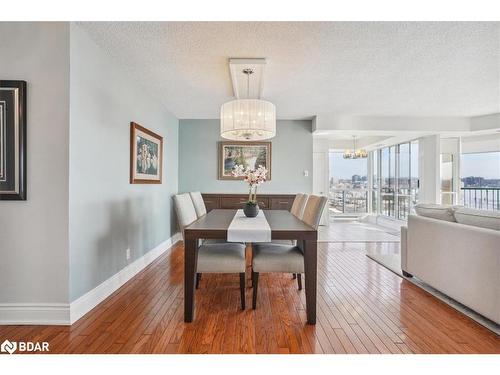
[414,203,456,222]
[453,207,500,231]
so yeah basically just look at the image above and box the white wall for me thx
[418,135,441,204]
[461,133,500,153]
[0,23,70,304]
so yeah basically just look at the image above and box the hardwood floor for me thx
[1,242,498,354]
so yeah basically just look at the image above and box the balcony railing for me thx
[329,187,500,215]
[461,187,500,210]
[329,189,368,214]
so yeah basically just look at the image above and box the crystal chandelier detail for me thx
[343,136,368,159]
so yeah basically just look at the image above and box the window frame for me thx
[371,140,419,220]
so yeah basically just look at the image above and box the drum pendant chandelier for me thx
[220,68,276,141]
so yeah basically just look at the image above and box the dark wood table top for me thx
[184,209,317,240]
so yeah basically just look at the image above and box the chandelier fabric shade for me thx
[220,99,276,141]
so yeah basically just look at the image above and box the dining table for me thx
[183,209,318,324]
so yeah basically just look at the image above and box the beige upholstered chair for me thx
[189,191,226,245]
[251,195,328,309]
[173,193,198,240]
[272,193,309,246]
[290,193,309,218]
[189,191,207,218]
[173,193,247,309]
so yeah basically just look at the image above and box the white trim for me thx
[0,232,182,326]
[70,232,181,324]
[0,303,70,325]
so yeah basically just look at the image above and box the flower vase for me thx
[243,202,259,217]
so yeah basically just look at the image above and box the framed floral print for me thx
[130,122,163,184]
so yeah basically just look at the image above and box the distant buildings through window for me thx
[328,141,420,219]
[328,152,368,215]
[460,151,500,210]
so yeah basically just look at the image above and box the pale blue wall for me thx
[69,24,179,301]
[179,119,313,194]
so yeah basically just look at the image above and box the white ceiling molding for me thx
[313,113,500,151]
[313,115,472,133]
[470,113,500,131]
[229,58,266,99]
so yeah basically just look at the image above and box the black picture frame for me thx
[0,80,27,200]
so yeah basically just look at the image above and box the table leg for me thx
[303,239,317,325]
[184,238,198,322]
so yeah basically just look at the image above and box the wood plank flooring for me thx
[1,242,498,354]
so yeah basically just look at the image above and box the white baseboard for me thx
[0,232,181,326]
[0,303,70,325]
[70,232,181,324]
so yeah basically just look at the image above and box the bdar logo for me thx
[1,339,17,354]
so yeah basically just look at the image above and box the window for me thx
[398,143,410,219]
[380,146,395,217]
[461,151,500,210]
[440,154,454,205]
[371,141,419,219]
[410,141,419,213]
[371,151,379,213]
[329,152,368,215]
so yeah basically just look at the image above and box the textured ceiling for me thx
[78,22,500,119]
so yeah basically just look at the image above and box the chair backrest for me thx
[189,191,207,218]
[290,193,309,219]
[302,195,328,229]
[173,193,198,239]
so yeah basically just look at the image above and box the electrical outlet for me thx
[303,170,309,177]
[126,248,131,261]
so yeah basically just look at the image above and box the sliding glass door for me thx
[372,141,419,220]
[410,141,419,214]
[380,146,396,217]
[371,151,379,213]
[398,143,410,219]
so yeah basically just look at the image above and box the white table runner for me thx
[227,209,272,243]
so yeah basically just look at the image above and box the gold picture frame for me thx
[218,141,271,180]
[130,122,163,184]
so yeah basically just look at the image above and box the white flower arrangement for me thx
[232,164,268,204]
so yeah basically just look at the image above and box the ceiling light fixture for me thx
[220,67,276,141]
[343,136,368,159]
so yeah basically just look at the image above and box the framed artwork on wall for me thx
[0,80,27,200]
[218,141,272,180]
[130,122,163,184]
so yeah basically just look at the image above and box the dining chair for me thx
[290,193,309,218]
[189,191,207,218]
[251,195,328,309]
[272,193,309,247]
[289,193,310,279]
[173,193,247,309]
[188,191,226,245]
